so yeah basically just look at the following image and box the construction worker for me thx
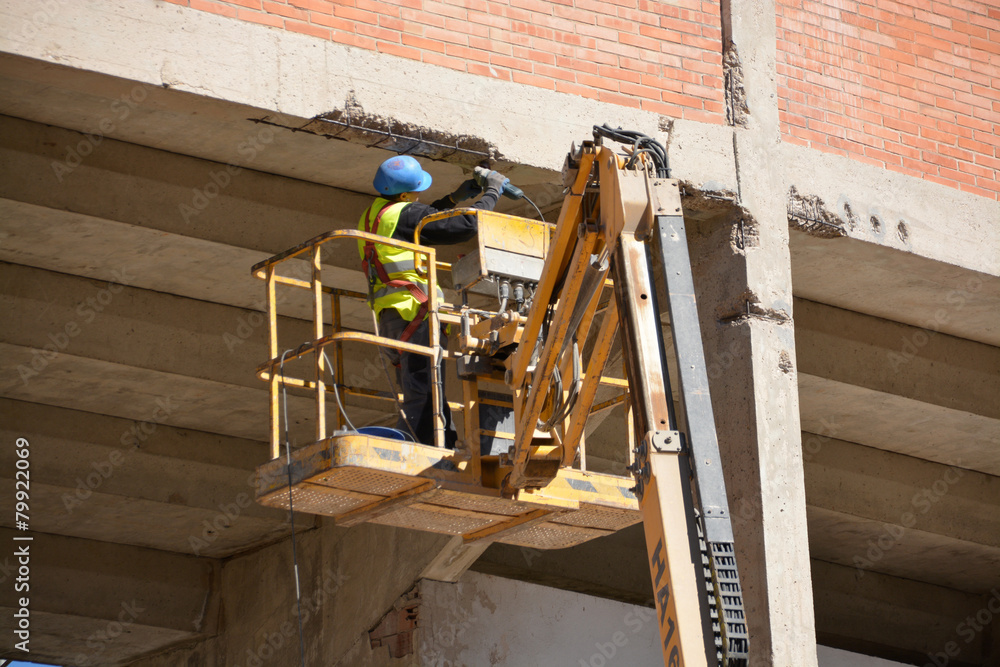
[358,155,509,448]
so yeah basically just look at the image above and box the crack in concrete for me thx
[896,219,909,242]
[778,350,794,374]
[659,117,675,172]
[842,201,860,232]
[723,40,749,128]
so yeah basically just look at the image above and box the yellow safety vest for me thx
[357,198,442,323]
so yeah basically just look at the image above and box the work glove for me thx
[449,178,483,204]
[474,167,510,194]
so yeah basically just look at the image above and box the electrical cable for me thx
[322,349,357,433]
[593,124,670,178]
[537,364,563,432]
[624,148,656,170]
[522,194,546,222]
[537,340,582,432]
[497,279,510,314]
[278,350,308,667]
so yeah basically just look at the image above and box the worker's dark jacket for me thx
[391,190,501,245]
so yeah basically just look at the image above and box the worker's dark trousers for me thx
[379,309,457,449]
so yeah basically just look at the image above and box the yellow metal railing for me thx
[251,216,629,467]
[251,229,446,458]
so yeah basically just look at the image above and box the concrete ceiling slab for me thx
[0,342,311,442]
[0,527,220,664]
[0,397,265,468]
[0,199,430,344]
[0,400,313,558]
[0,610,196,667]
[0,201,274,307]
[8,483,306,558]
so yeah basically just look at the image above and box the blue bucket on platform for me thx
[356,426,413,442]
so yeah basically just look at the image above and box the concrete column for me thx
[686,1,819,663]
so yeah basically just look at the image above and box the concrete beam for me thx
[0,113,379,321]
[805,436,1000,550]
[0,1,735,189]
[796,298,1000,419]
[808,507,1000,595]
[1,261,310,388]
[803,436,1000,593]
[799,374,1000,476]
[0,398,312,558]
[0,113,363,252]
[0,262,392,440]
[0,199,374,325]
[0,342,314,443]
[0,114,471,316]
[812,559,996,666]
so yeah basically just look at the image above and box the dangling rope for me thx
[278,350,307,667]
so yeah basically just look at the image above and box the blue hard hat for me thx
[373,155,432,196]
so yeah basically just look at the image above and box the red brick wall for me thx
[777,0,1000,199]
[165,0,724,123]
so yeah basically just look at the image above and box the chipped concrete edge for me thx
[782,143,1000,276]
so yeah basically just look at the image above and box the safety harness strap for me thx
[374,283,444,301]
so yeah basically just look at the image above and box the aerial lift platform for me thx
[251,127,748,666]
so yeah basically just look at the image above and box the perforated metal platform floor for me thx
[256,435,641,550]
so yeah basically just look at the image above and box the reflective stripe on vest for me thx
[357,198,440,322]
[380,259,417,274]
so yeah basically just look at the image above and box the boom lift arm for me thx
[251,127,747,667]
[498,128,748,665]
